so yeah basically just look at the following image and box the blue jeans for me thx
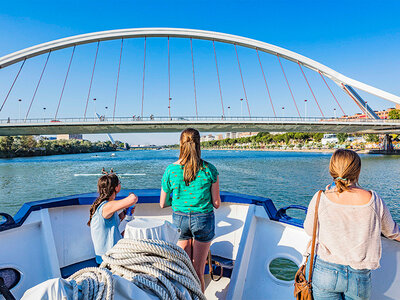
[306,256,371,300]
[172,211,215,242]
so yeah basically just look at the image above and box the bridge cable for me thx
[113,39,124,121]
[256,49,276,117]
[277,54,301,118]
[318,71,345,116]
[141,37,147,119]
[234,45,251,118]
[190,38,199,119]
[25,51,51,122]
[0,59,26,112]
[84,41,100,120]
[168,37,171,119]
[297,62,324,117]
[55,45,76,120]
[212,41,225,117]
[341,83,369,117]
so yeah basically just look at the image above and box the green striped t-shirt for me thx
[161,161,219,213]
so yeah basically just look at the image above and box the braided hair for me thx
[87,174,120,226]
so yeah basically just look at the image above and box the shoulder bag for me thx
[294,190,322,300]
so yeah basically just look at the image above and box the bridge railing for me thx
[1,116,400,124]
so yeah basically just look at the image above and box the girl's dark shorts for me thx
[172,211,215,242]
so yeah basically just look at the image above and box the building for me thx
[215,134,224,140]
[226,132,258,139]
[200,134,215,142]
[56,134,83,140]
[343,104,400,120]
[238,132,258,138]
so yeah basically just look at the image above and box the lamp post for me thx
[334,108,337,119]
[105,106,108,120]
[304,99,308,120]
[93,98,97,116]
[169,97,172,120]
[282,107,285,118]
[228,106,231,118]
[18,99,22,121]
[240,98,243,118]
[43,107,46,121]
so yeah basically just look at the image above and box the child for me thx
[88,173,138,264]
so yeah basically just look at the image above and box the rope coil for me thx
[68,239,205,300]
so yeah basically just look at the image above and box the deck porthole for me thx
[0,267,22,290]
[267,257,299,283]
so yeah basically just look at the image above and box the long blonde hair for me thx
[329,149,361,193]
[179,128,203,186]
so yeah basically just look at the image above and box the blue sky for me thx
[0,0,399,144]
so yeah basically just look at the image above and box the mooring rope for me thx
[68,239,205,300]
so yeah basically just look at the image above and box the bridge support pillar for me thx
[382,134,394,152]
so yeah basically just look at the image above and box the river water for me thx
[0,150,399,223]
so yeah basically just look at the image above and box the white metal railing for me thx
[1,116,400,124]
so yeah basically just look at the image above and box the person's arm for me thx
[102,193,138,219]
[380,197,400,242]
[303,192,318,236]
[211,176,221,209]
[160,188,169,208]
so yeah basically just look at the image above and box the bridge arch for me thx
[0,27,399,108]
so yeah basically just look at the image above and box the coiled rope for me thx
[68,239,205,300]
[68,267,114,300]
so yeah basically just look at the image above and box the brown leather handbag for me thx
[294,190,322,300]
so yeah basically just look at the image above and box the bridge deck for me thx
[1,118,400,135]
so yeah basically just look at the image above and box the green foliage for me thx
[389,109,400,119]
[364,134,379,143]
[0,136,115,158]
[337,133,349,144]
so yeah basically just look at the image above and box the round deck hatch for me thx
[268,257,298,282]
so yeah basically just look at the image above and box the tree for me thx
[364,134,379,143]
[337,133,349,144]
[389,109,400,119]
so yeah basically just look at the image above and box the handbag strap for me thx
[308,190,322,283]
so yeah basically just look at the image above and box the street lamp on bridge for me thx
[93,98,97,116]
[43,107,46,121]
[105,106,108,119]
[304,99,308,119]
[282,107,285,118]
[227,106,231,118]
[240,98,243,118]
[334,108,337,119]
[18,98,22,121]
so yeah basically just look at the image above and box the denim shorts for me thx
[306,256,371,300]
[172,211,215,242]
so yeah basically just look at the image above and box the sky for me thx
[0,0,400,145]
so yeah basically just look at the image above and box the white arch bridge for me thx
[1,28,400,135]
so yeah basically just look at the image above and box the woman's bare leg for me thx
[192,240,211,293]
[178,239,193,260]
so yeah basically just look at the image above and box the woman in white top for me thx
[304,149,400,300]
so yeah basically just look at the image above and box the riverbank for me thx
[0,136,116,158]
[201,147,374,154]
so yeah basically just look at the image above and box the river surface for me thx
[0,150,399,223]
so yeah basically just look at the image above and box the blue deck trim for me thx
[0,189,306,232]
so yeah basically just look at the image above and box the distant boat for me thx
[111,153,116,157]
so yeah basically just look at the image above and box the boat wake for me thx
[74,173,146,176]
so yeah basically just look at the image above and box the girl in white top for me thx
[304,149,400,300]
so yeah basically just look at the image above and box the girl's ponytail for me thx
[179,128,202,185]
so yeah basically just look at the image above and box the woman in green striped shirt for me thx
[160,128,221,292]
